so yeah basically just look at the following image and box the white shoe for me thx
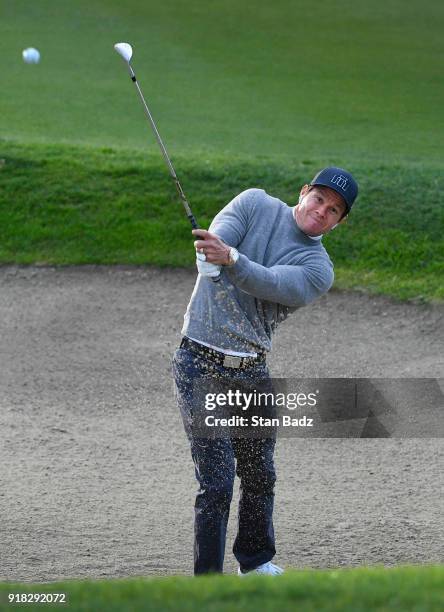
[238,561,284,576]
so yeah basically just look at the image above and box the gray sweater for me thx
[182,188,334,353]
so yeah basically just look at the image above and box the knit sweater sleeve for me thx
[226,254,334,307]
[209,188,334,307]
[208,189,256,247]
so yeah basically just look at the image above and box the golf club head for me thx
[114,42,133,63]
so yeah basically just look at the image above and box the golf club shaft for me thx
[122,59,220,282]
[126,64,199,230]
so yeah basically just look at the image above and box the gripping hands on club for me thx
[193,229,231,277]
[196,252,221,277]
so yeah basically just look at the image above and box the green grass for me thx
[1,140,443,302]
[1,2,443,301]
[1,0,443,163]
[0,566,442,611]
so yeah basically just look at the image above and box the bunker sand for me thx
[0,266,442,581]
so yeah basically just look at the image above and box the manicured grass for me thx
[1,1,443,163]
[0,565,443,611]
[2,2,443,301]
[0,141,443,302]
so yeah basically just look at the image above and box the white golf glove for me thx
[196,252,221,278]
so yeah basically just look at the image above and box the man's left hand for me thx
[196,252,221,277]
[192,229,231,265]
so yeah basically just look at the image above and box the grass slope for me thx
[1,0,443,163]
[2,2,443,301]
[1,566,443,612]
[1,141,443,302]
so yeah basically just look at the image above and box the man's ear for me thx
[298,184,310,203]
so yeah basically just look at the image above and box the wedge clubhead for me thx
[114,42,133,63]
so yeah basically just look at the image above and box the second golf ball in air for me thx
[22,48,40,64]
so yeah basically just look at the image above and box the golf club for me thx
[114,42,199,230]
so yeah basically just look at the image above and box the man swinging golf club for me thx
[173,167,359,576]
[113,43,357,577]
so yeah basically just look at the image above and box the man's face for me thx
[295,185,347,236]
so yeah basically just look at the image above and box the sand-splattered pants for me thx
[172,344,276,575]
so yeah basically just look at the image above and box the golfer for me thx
[173,167,358,576]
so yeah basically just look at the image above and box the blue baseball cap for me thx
[310,167,358,215]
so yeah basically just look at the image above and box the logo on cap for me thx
[331,174,349,192]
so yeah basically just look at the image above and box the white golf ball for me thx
[22,48,40,64]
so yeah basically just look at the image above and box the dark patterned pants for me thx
[172,345,276,575]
